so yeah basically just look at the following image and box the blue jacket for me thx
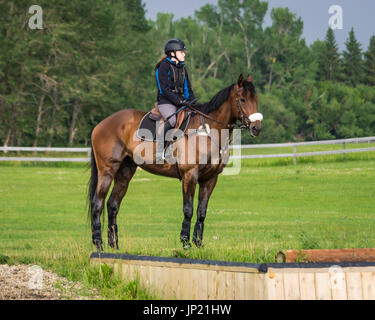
[155,57,195,106]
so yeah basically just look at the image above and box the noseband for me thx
[235,88,263,130]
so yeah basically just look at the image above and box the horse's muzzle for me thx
[249,113,263,137]
[250,123,262,137]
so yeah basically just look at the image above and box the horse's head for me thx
[233,74,263,137]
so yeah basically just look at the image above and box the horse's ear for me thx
[246,74,253,82]
[237,74,244,87]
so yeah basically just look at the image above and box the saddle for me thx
[136,103,191,142]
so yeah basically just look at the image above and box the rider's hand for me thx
[189,98,199,107]
[178,100,188,107]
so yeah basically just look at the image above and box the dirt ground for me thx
[0,264,101,300]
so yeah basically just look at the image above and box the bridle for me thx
[187,86,263,130]
[235,88,252,130]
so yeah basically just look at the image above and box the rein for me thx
[187,105,236,129]
[187,87,252,130]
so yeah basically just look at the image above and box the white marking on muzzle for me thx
[249,113,263,122]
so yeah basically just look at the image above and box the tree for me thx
[363,35,375,86]
[260,7,315,92]
[342,28,363,87]
[317,28,342,82]
[195,0,268,84]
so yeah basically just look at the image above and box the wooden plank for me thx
[128,264,138,282]
[225,272,235,300]
[243,272,263,299]
[147,267,156,297]
[234,272,245,299]
[299,273,316,300]
[266,272,284,300]
[196,269,208,300]
[136,265,145,287]
[190,269,199,300]
[173,267,184,299]
[180,268,193,300]
[121,263,128,281]
[206,270,217,300]
[149,266,163,298]
[315,273,331,300]
[283,272,300,300]
[361,272,375,300]
[329,267,347,300]
[254,274,266,300]
[280,248,375,263]
[121,263,136,282]
[113,262,119,275]
[216,270,226,299]
[244,272,253,299]
[163,266,176,299]
[346,272,363,300]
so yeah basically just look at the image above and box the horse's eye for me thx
[240,98,246,103]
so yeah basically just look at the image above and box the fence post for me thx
[343,141,346,160]
[293,146,297,165]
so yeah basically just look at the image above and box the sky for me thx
[142,0,375,51]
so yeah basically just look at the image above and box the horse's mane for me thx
[196,80,256,115]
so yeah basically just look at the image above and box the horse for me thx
[87,73,263,251]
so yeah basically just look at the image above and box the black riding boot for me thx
[156,121,174,161]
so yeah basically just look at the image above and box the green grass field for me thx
[0,153,375,299]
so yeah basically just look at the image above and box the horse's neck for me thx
[205,100,236,131]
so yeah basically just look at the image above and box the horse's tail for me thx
[87,145,97,224]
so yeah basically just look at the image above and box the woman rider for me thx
[155,38,197,159]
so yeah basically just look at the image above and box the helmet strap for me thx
[168,51,182,64]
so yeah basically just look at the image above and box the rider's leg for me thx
[158,103,177,130]
[156,104,177,160]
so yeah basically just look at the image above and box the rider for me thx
[155,38,197,159]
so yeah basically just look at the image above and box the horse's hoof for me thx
[182,242,192,250]
[93,239,103,252]
[194,242,204,249]
[108,238,118,249]
[193,237,204,248]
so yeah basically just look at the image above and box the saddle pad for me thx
[136,111,191,142]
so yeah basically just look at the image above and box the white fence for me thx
[229,136,375,164]
[0,136,375,163]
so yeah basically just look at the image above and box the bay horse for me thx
[87,74,262,251]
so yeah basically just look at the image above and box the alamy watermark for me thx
[133,123,242,175]
[328,5,343,30]
[28,5,43,30]
[28,265,43,290]
[329,265,345,290]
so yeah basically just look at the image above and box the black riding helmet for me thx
[164,39,186,62]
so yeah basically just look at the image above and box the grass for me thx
[0,153,375,299]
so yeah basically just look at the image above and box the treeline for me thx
[1,0,375,146]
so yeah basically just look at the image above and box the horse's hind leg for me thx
[107,156,137,249]
[91,171,114,251]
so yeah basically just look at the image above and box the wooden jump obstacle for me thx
[90,252,375,300]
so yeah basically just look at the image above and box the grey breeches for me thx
[158,103,177,127]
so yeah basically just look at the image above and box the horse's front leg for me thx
[180,169,198,249]
[193,176,218,248]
